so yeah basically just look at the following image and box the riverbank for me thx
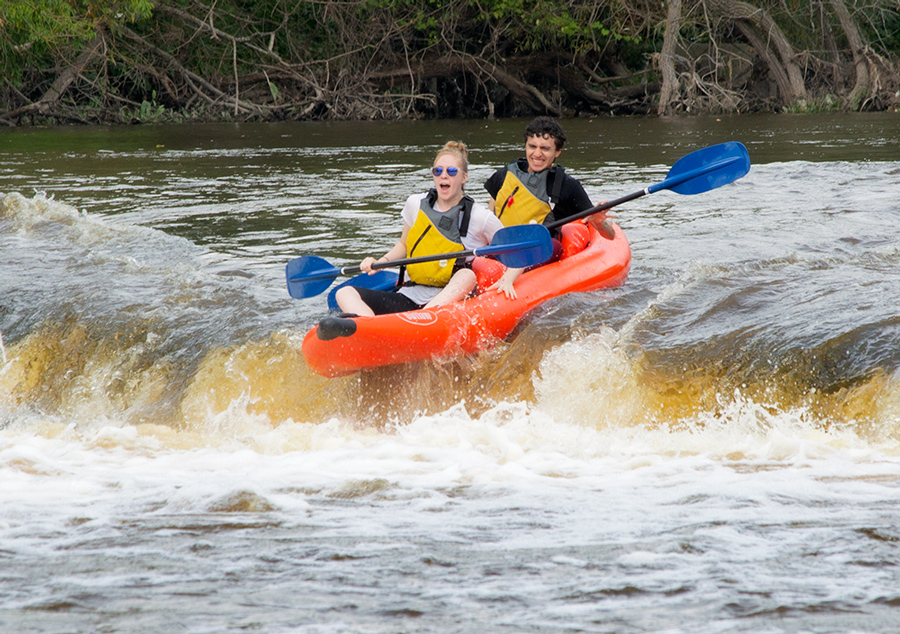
[3,0,899,128]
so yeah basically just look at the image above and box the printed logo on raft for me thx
[397,312,439,326]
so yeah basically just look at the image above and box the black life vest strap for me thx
[550,165,565,205]
[458,195,473,237]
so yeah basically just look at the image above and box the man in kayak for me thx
[483,116,614,295]
[485,116,595,229]
[333,141,522,316]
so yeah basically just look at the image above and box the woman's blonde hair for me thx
[434,141,469,173]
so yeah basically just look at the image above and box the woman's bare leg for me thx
[334,287,376,316]
[423,269,477,308]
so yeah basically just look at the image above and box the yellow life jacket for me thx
[494,161,565,227]
[404,190,473,287]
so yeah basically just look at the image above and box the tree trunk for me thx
[120,26,260,115]
[371,54,563,116]
[0,34,104,122]
[733,20,794,102]
[37,34,105,113]
[705,0,808,104]
[821,2,845,95]
[828,0,871,110]
[657,0,684,115]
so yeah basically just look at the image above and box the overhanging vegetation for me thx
[1,0,899,126]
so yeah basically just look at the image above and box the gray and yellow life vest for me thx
[404,189,473,287]
[494,160,565,227]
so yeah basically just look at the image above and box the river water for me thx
[2,113,900,633]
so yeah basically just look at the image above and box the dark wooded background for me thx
[2,0,898,126]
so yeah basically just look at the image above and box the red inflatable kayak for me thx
[302,221,631,377]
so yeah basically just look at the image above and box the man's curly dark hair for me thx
[523,116,566,150]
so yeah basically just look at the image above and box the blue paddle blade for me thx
[481,224,554,268]
[326,270,399,311]
[286,255,342,299]
[653,142,751,195]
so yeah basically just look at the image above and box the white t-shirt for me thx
[398,192,503,306]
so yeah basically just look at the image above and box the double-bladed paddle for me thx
[288,142,749,300]
[547,141,751,230]
[286,223,553,299]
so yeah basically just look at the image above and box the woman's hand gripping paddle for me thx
[286,223,553,299]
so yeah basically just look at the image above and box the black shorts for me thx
[355,287,423,315]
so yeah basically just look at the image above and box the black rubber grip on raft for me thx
[316,316,358,341]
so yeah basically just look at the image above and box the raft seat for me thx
[473,257,506,292]
[560,221,591,258]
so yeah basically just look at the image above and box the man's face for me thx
[524,134,562,173]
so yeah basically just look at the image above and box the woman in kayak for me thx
[334,141,520,316]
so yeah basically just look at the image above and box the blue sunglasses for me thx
[431,166,459,177]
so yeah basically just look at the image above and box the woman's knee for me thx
[452,268,477,290]
[335,286,364,311]
[335,286,358,303]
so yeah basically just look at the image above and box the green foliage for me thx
[1,0,154,89]
[782,94,843,114]
[356,0,446,47]
[3,0,153,47]
[268,80,281,103]
[138,91,166,121]
[861,1,900,53]
[116,91,169,123]
[4,0,899,123]
[353,0,640,56]
[475,0,640,53]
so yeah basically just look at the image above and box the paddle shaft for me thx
[333,238,544,277]
[291,240,545,284]
[547,154,744,231]
[547,191,640,231]
[286,223,553,298]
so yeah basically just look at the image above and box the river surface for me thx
[2,113,900,633]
